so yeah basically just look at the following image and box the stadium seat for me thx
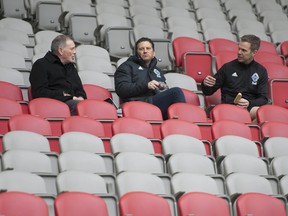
[76,99,118,137]
[208,38,238,56]
[112,117,162,154]
[61,116,110,152]
[0,191,49,216]
[162,134,209,156]
[28,98,71,136]
[271,155,288,177]
[177,192,231,216]
[54,192,109,216]
[110,133,155,154]
[235,192,286,216]
[264,137,288,159]
[58,150,114,174]
[256,104,288,124]
[119,191,172,216]
[59,131,105,153]
[260,121,288,140]
[82,84,113,100]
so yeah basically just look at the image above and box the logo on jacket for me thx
[138,66,143,70]
[232,72,238,77]
[251,73,259,85]
[153,69,161,78]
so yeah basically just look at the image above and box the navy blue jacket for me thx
[115,55,166,103]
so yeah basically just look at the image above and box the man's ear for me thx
[58,48,64,56]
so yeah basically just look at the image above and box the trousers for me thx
[152,87,186,120]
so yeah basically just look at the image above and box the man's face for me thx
[59,39,76,64]
[237,41,256,64]
[136,41,155,65]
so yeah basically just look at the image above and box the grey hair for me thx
[51,35,73,54]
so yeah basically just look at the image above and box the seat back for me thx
[161,119,202,139]
[211,104,252,123]
[54,192,109,216]
[211,120,252,140]
[28,98,71,118]
[110,133,155,154]
[119,191,172,216]
[0,191,49,216]
[257,104,288,124]
[226,173,273,196]
[235,192,286,216]
[261,121,288,139]
[82,84,112,100]
[167,103,208,122]
[59,131,105,153]
[8,114,52,136]
[162,134,207,156]
[122,101,163,121]
[172,36,205,68]
[178,192,231,216]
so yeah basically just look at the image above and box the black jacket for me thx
[114,55,166,103]
[201,59,268,110]
[29,51,86,102]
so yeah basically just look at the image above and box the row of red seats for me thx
[0,190,286,216]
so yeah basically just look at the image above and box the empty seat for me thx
[177,192,231,216]
[225,172,275,196]
[58,150,113,174]
[264,137,288,158]
[271,156,288,177]
[215,134,260,157]
[0,191,49,216]
[235,192,287,216]
[208,38,238,56]
[260,121,288,139]
[59,131,105,153]
[110,133,155,154]
[171,173,223,195]
[167,153,216,175]
[119,191,172,216]
[115,151,165,174]
[112,117,162,154]
[162,134,208,156]
[54,192,109,216]
[257,104,288,124]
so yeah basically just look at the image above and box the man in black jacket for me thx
[29,35,86,115]
[201,34,268,121]
[115,37,186,119]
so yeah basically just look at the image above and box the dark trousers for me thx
[152,87,186,120]
[65,99,81,116]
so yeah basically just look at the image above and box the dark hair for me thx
[135,37,155,52]
[51,35,73,54]
[240,34,261,52]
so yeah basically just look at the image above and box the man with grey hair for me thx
[201,34,268,121]
[30,35,86,115]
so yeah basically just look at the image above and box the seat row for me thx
[2,129,288,175]
[0,189,286,216]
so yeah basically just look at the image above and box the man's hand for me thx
[237,98,249,109]
[148,80,160,90]
[73,96,84,101]
[203,75,216,87]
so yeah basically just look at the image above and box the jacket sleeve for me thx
[201,66,225,96]
[114,63,150,99]
[29,60,68,100]
[70,67,87,99]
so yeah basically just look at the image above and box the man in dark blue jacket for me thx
[201,34,268,121]
[115,37,186,119]
[29,35,86,115]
